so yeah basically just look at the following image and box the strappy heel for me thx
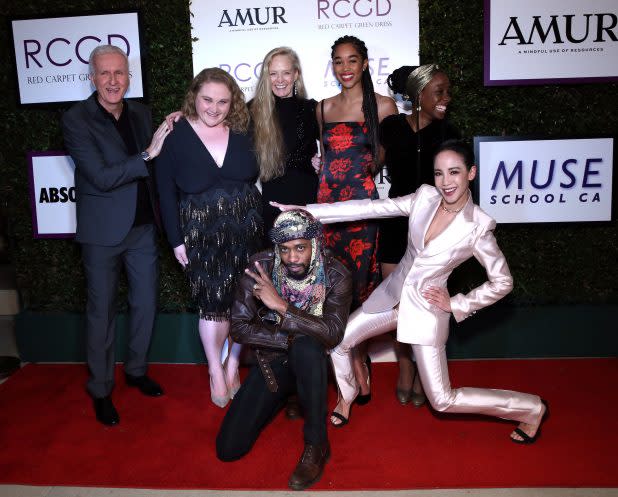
[511,399,549,444]
[330,396,352,428]
[355,357,371,405]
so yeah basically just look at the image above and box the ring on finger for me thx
[253,283,259,290]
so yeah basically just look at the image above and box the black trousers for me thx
[216,334,328,461]
[81,224,158,398]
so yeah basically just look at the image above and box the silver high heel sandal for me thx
[226,369,241,399]
[223,356,241,399]
[210,374,230,408]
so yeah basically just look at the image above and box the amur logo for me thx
[218,7,287,27]
[499,13,617,45]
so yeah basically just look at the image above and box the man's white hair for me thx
[88,45,128,75]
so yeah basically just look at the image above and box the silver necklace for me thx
[440,192,469,214]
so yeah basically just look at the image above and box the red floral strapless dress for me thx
[317,121,380,309]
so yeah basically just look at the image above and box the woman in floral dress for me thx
[317,35,397,410]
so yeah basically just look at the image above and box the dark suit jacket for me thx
[62,93,154,246]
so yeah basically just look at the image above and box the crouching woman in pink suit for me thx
[273,140,547,444]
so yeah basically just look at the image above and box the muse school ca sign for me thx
[474,137,614,223]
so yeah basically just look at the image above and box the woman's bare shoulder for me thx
[375,93,398,121]
[318,94,345,121]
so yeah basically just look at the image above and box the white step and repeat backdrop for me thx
[190,0,420,204]
[190,0,420,102]
[190,1,420,362]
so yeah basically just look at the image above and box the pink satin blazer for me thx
[307,185,513,347]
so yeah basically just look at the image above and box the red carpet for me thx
[0,358,615,489]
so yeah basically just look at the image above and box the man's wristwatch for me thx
[141,150,152,162]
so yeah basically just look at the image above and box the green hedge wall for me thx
[1,0,617,312]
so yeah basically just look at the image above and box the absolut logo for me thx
[499,13,617,45]
[39,187,76,203]
[218,7,287,27]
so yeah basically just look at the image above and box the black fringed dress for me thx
[156,118,263,320]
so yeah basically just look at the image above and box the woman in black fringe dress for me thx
[156,68,263,408]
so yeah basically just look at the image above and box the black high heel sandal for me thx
[330,393,353,427]
[355,357,371,406]
[511,399,549,444]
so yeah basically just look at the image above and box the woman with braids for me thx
[317,36,397,411]
[379,64,459,407]
[156,68,263,408]
[251,47,320,241]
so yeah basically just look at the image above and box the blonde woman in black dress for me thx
[250,47,320,241]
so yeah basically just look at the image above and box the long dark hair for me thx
[331,35,380,173]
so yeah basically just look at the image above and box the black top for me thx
[257,96,319,239]
[377,114,460,264]
[95,95,154,226]
[155,118,260,247]
[379,114,460,197]
[273,95,319,174]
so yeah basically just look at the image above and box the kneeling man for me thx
[216,210,352,490]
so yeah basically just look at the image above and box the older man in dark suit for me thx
[62,45,170,426]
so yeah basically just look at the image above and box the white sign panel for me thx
[485,0,618,85]
[475,137,614,223]
[191,0,419,101]
[28,152,76,238]
[12,12,144,104]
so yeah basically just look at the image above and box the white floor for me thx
[2,320,616,497]
[0,487,617,497]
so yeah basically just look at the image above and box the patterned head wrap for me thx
[269,210,327,317]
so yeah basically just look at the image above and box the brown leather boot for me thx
[285,395,302,420]
[288,442,330,490]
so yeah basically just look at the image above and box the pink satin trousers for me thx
[330,307,543,425]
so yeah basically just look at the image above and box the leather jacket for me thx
[231,250,353,353]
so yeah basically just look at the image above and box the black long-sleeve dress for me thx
[155,118,263,320]
[259,96,319,241]
[378,114,459,264]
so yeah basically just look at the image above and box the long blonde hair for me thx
[182,68,250,134]
[251,47,307,181]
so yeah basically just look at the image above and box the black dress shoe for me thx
[288,442,330,491]
[93,396,119,426]
[125,374,164,397]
